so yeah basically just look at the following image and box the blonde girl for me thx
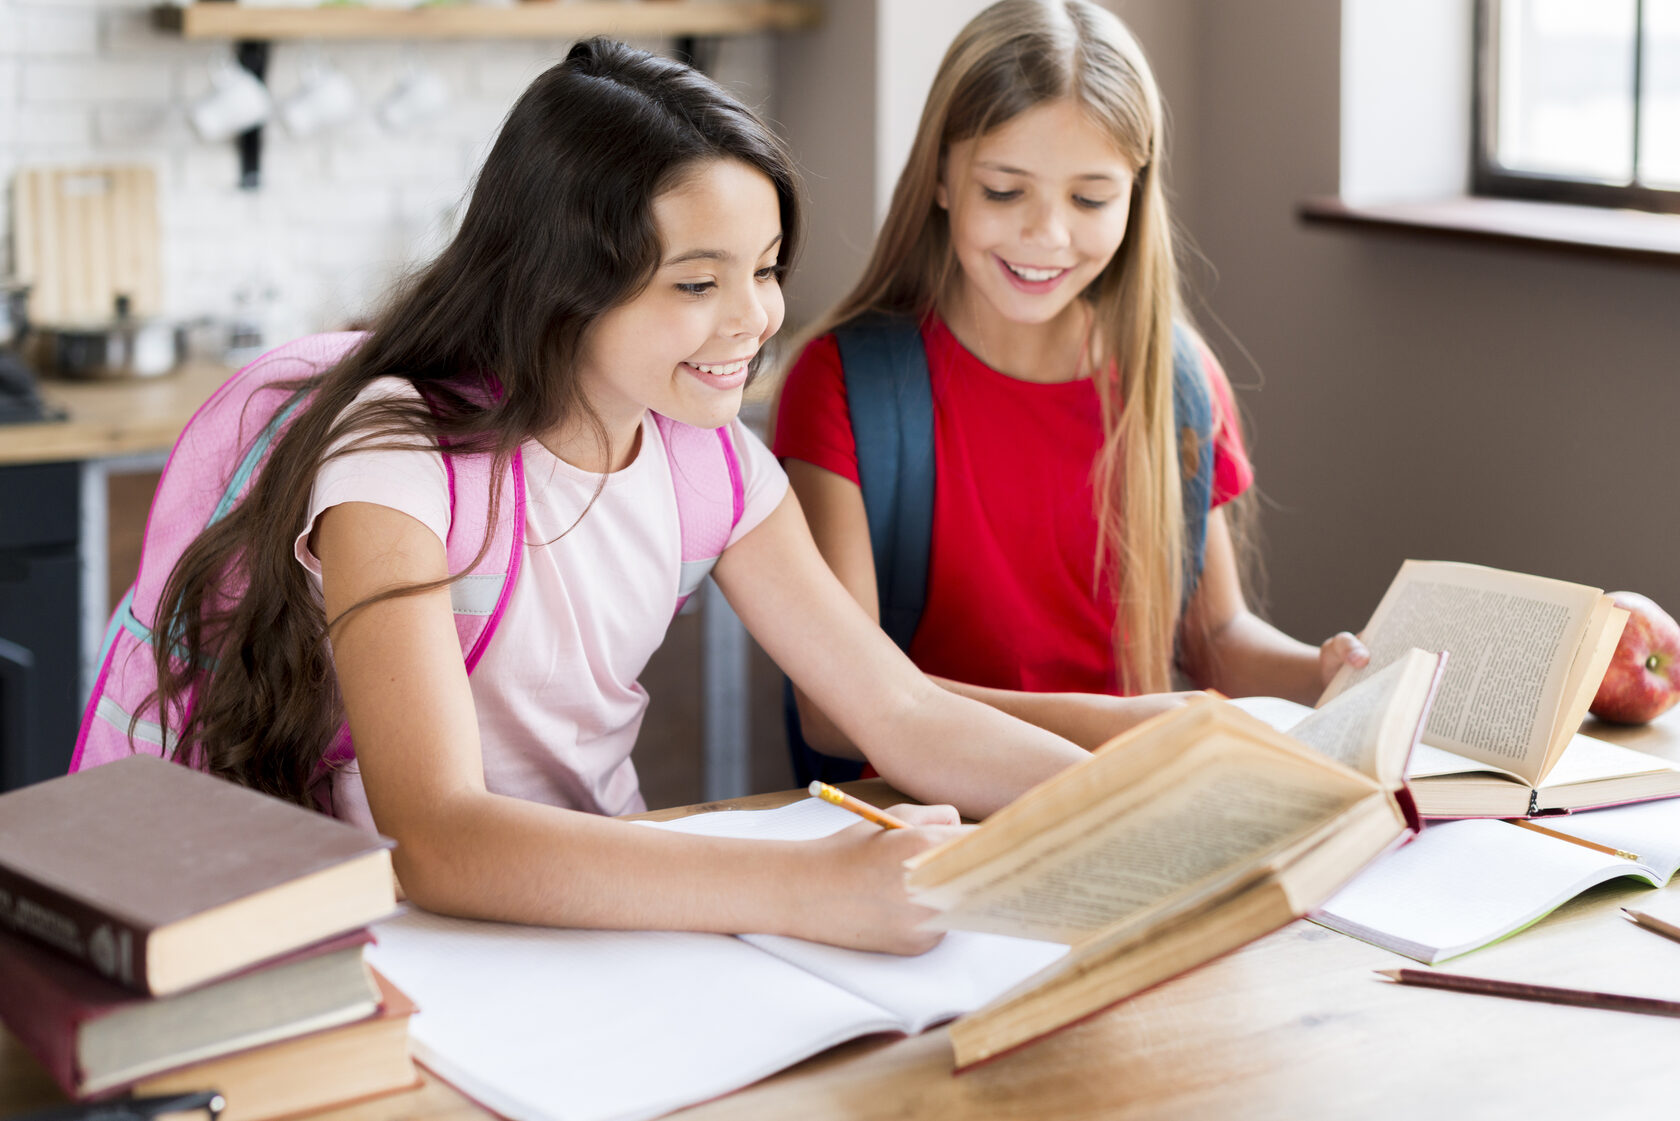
[774,0,1365,769]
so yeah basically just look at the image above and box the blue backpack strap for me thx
[783,314,934,786]
[1170,321,1217,606]
[837,314,936,651]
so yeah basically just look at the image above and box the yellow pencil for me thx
[1507,817,1641,863]
[807,781,910,830]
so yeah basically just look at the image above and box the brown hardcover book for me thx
[134,967,420,1121]
[0,755,396,996]
[1318,561,1674,818]
[904,650,1443,1069]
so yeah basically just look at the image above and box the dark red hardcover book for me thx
[0,926,379,1098]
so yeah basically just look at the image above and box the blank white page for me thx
[644,799,1069,1029]
[1312,819,1655,963]
[369,910,901,1121]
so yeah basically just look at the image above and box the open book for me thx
[365,798,1068,1121]
[901,649,1443,1070]
[1320,560,1680,818]
[1313,796,1680,962]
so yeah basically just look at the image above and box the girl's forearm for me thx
[385,789,813,934]
[927,676,1193,751]
[1184,610,1322,704]
[848,683,1086,819]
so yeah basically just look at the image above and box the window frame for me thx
[1472,0,1680,215]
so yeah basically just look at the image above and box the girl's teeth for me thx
[692,361,746,376]
[1008,263,1063,282]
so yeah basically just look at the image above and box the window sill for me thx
[1297,195,1680,266]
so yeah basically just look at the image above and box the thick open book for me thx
[1320,560,1680,818]
[365,798,1068,1121]
[902,649,1442,1070]
[1313,796,1680,962]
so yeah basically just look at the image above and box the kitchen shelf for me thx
[153,1,822,40]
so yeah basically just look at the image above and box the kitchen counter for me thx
[0,359,230,466]
[0,359,230,789]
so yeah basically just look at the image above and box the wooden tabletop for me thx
[0,359,229,466]
[5,710,1680,1120]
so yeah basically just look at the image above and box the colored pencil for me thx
[1376,968,1680,1018]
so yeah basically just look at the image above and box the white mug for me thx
[279,63,359,138]
[188,61,273,142]
[378,67,451,133]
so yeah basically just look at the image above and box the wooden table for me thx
[6,714,1680,1120]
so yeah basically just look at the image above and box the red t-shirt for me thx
[772,315,1255,695]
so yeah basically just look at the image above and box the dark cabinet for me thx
[0,462,82,790]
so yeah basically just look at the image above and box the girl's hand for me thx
[1318,631,1370,687]
[795,803,966,955]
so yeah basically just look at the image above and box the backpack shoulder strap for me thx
[833,314,934,654]
[653,413,745,616]
[1169,321,1218,604]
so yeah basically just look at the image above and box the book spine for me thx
[0,864,150,992]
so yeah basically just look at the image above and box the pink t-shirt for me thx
[294,383,787,827]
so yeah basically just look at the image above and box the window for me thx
[1474,0,1680,213]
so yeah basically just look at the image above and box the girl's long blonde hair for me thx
[800,0,1191,695]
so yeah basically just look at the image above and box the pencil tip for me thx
[1373,968,1401,980]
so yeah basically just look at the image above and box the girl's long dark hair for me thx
[149,39,803,805]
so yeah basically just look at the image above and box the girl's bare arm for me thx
[1177,510,1367,705]
[783,460,1202,752]
[314,499,958,954]
[713,487,1087,818]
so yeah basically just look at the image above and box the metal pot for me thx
[28,295,185,380]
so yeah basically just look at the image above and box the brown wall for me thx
[1182,0,1680,643]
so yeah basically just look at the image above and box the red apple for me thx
[1591,591,1680,724]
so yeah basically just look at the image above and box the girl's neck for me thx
[538,414,645,474]
[940,285,1095,385]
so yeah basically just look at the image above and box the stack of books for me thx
[0,755,418,1120]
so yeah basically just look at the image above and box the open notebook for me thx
[1311,796,1680,963]
[366,800,1065,1121]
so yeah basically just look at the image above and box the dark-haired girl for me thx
[97,41,1086,953]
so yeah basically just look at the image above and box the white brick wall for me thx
[0,0,777,338]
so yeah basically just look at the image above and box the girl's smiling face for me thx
[937,99,1136,331]
[565,157,785,470]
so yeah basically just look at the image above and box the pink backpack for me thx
[69,332,744,784]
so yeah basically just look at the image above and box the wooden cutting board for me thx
[12,164,162,324]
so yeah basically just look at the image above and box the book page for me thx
[1322,561,1600,783]
[1406,741,1523,781]
[1283,649,1441,785]
[1313,818,1659,963]
[909,741,1363,944]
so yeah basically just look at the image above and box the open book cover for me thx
[1319,560,1679,818]
[902,649,1444,1070]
